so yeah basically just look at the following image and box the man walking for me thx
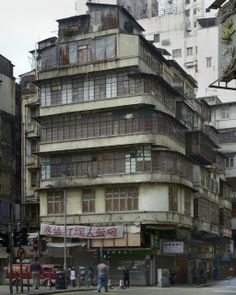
[29,257,42,289]
[97,260,109,293]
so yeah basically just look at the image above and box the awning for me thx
[47,242,86,248]
[209,76,236,90]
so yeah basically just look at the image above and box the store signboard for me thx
[40,223,124,239]
[162,241,184,254]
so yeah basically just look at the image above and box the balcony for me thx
[40,113,185,154]
[40,150,193,188]
[186,132,217,165]
[193,219,210,233]
[219,226,232,238]
[26,155,40,168]
[25,122,40,138]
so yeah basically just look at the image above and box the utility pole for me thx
[8,224,13,294]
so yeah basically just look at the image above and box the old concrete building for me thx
[210,100,236,271]
[22,2,230,284]
[0,54,21,283]
[20,70,40,230]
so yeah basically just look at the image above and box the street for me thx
[51,279,236,295]
[1,279,236,295]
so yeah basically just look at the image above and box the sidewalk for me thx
[0,285,96,295]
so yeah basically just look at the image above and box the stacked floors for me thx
[22,3,231,285]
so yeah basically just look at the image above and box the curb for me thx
[12,287,96,295]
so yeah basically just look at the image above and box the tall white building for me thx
[159,0,216,31]
[138,10,236,102]
[75,0,159,19]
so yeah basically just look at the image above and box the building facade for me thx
[0,54,21,283]
[22,2,231,285]
[210,100,236,273]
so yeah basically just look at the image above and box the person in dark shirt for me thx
[29,257,42,289]
[123,266,130,288]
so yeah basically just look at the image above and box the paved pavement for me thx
[0,279,231,295]
[0,285,96,295]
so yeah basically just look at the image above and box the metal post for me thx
[64,189,67,287]
[19,259,23,293]
[8,224,13,294]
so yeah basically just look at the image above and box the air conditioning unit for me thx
[161,39,170,46]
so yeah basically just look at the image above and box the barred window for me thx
[169,185,178,211]
[47,191,64,214]
[82,189,95,213]
[184,189,191,216]
[105,187,138,211]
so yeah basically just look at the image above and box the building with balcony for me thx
[23,2,230,284]
[210,100,236,269]
[20,71,40,230]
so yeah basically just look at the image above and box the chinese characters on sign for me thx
[162,241,184,254]
[40,223,124,239]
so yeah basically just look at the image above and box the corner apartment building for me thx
[0,54,21,283]
[23,2,230,285]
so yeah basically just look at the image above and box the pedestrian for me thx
[123,266,130,288]
[29,257,42,289]
[97,261,109,293]
[108,276,113,289]
[169,269,175,286]
[86,267,94,287]
[70,266,77,287]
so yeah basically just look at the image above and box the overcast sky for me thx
[0,0,83,80]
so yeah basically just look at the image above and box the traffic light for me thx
[14,227,29,246]
[93,248,100,259]
[101,249,108,260]
[0,231,10,252]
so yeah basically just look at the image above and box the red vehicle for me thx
[6,264,63,287]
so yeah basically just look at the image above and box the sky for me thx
[0,0,82,80]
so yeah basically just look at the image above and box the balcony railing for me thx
[41,151,193,181]
[41,113,185,147]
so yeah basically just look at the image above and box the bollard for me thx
[16,273,19,294]
[27,272,30,292]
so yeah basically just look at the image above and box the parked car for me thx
[6,263,63,287]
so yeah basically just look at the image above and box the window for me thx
[185,0,190,4]
[93,34,116,61]
[184,190,191,216]
[221,109,229,118]
[105,187,138,211]
[206,57,212,68]
[78,44,91,64]
[185,9,190,17]
[187,47,193,56]
[31,139,37,154]
[47,191,64,214]
[82,189,95,213]
[225,156,234,168]
[193,8,197,15]
[194,21,197,28]
[106,74,117,98]
[169,185,178,211]
[172,49,182,58]
[154,34,160,43]
[31,171,37,188]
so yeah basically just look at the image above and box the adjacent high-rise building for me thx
[0,54,21,283]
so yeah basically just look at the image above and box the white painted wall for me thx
[139,184,168,211]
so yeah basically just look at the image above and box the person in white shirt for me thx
[70,266,77,287]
